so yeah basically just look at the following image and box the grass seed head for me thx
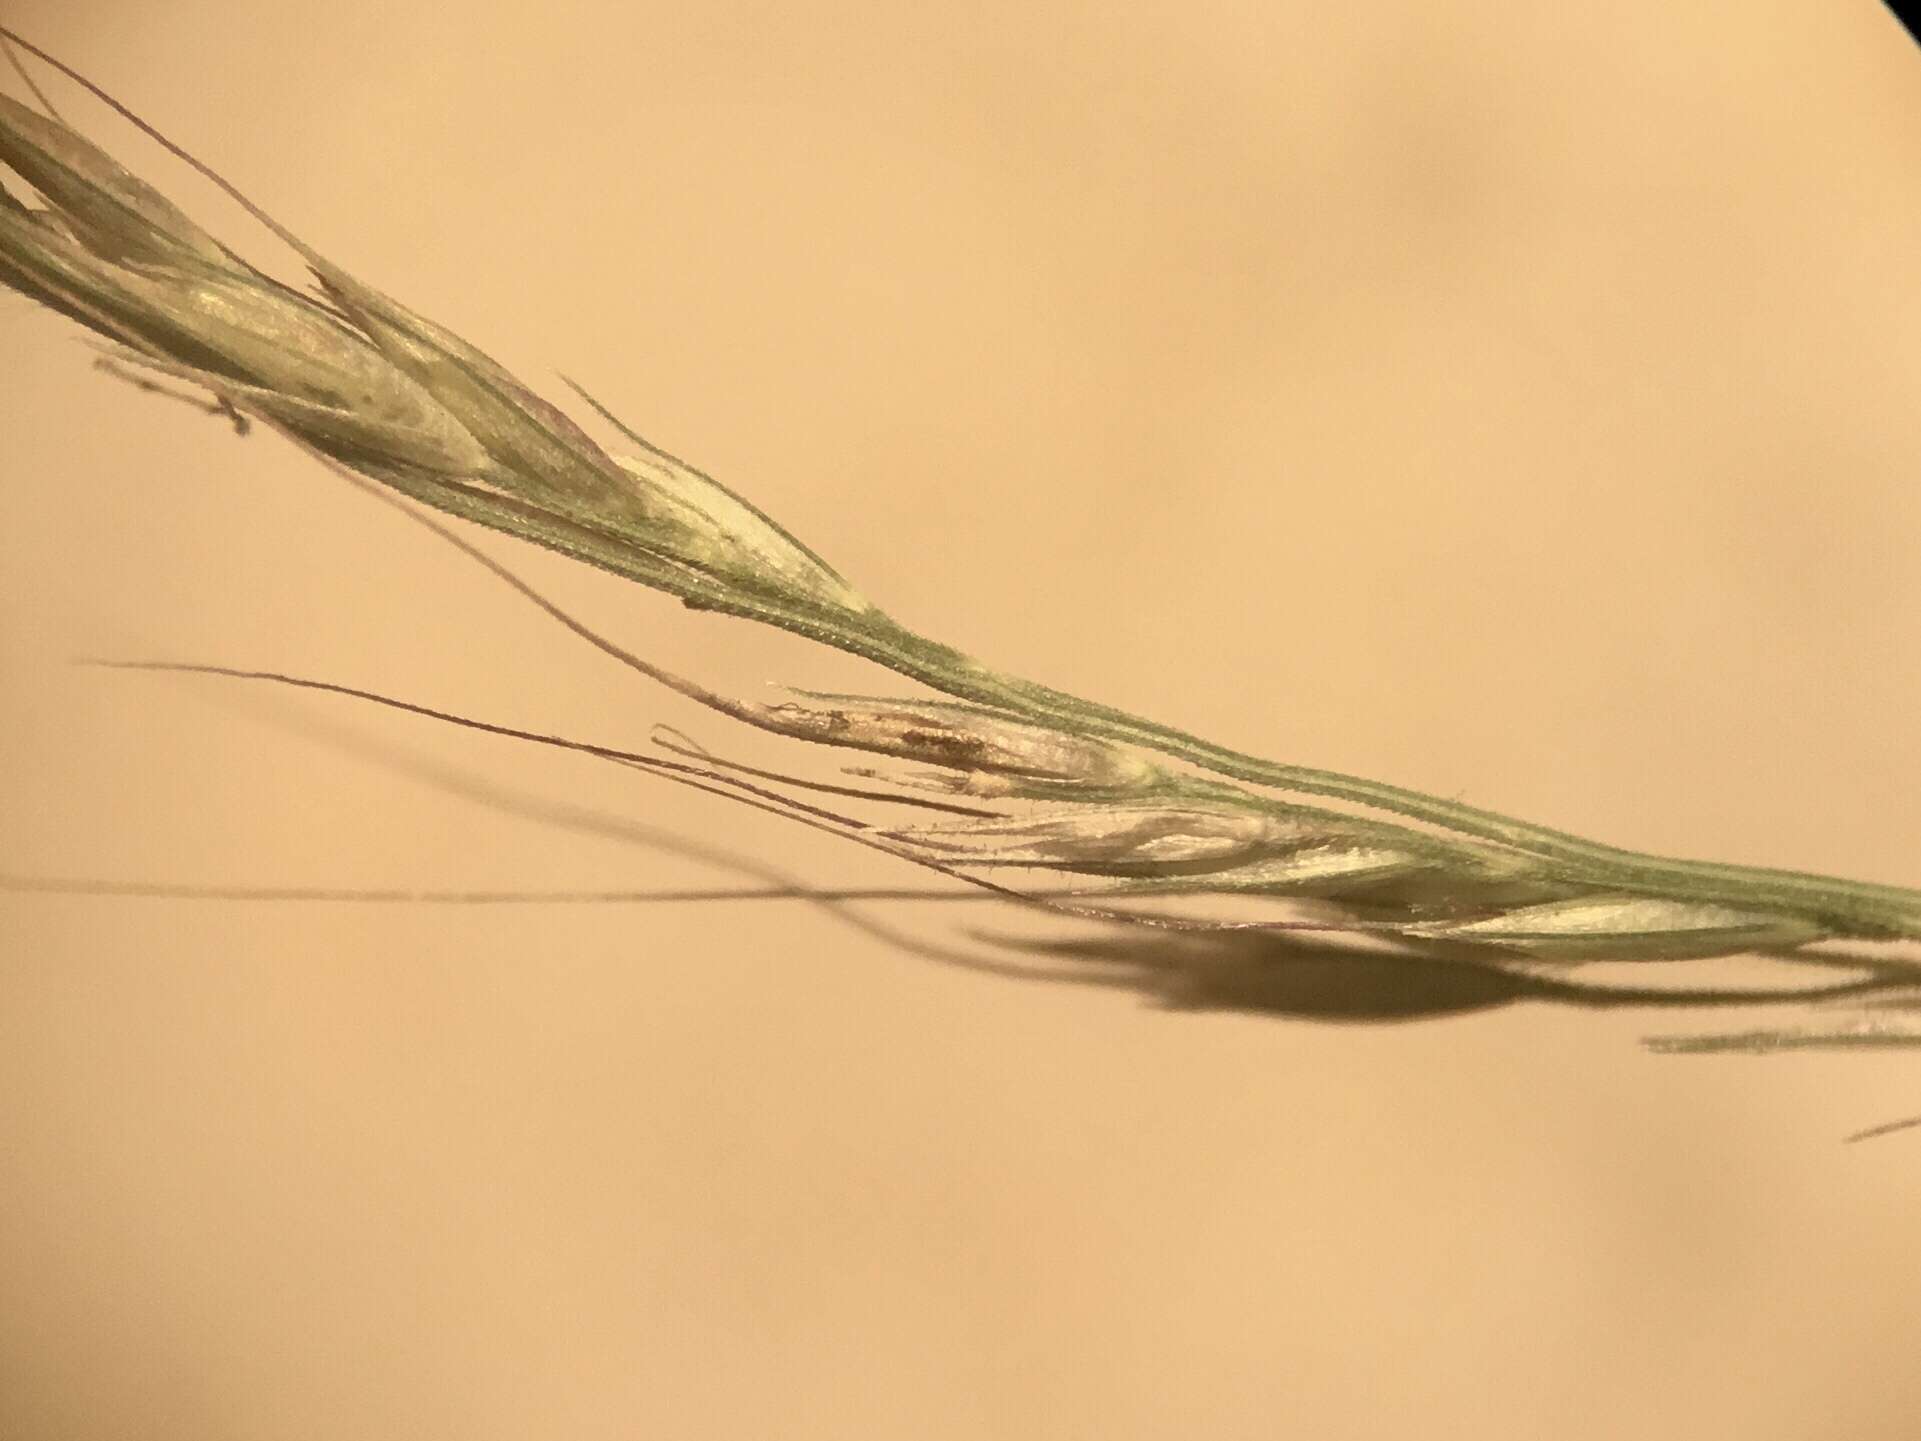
[0,89,227,268]
[612,451,870,615]
[888,804,1301,872]
[8,55,1920,999]
[1411,896,1823,961]
[752,695,1157,790]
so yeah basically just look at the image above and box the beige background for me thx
[5,1,1921,1436]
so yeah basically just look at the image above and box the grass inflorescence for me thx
[5,26,1920,1061]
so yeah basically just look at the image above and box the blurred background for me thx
[3,1,1920,1436]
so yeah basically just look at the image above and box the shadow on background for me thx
[978,922,1921,1035]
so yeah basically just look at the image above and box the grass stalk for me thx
[4,24,1919,993]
